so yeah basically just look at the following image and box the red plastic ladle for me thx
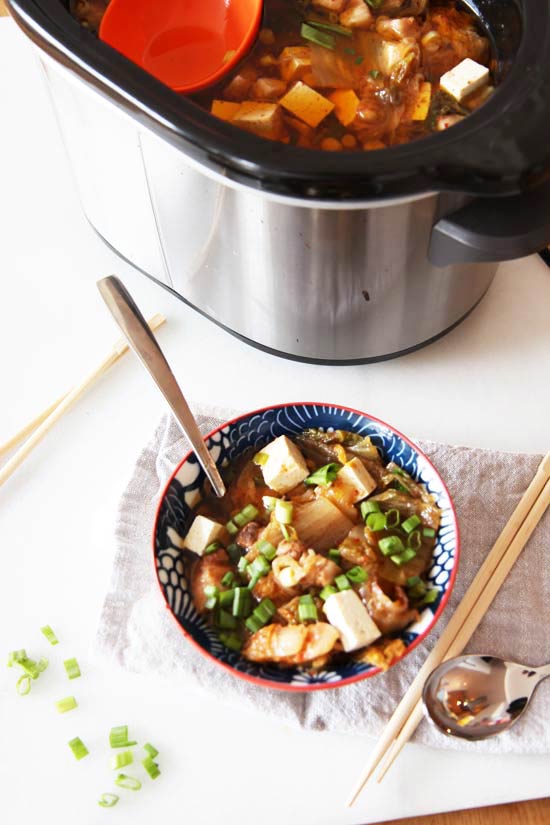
[99,0,263,94]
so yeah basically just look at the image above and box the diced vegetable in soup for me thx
[177,428,442,672]
[71,0,494,150]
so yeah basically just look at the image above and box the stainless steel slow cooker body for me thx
[9,0,550,363]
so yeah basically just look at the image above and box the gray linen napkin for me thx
[95,406,550,754]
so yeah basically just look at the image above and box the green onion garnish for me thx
[204,541,222,555]
[115,774,141,791]
[390,548,417,566]
[319,585,337,601]
[335,574,351,591]
[344,46,355,55]
[253,451,269,466]
[423,527,436,538]
[360,500,381,519]
[378,536,405,556]
[402,515,421,534]
[369,69,381,79]
[366,512,386,532]
[254,598,276,624]
[40,625,59,646]
[234,504,259,528]
[237,556,249,574]
[247,554,270,588]
[232,587,252,618]
[262,495,278,511]
[355,56,364,65]
[37,657,49,673]
[226,519,239,536]
[204,597,217,611]
[109,725,137,749]
[56,696,78,713]
[406,576,423,588]
[421,589,439,605]
[328,548,341,563]
[391,466,407,477]
[221,571,235,588]
[257,540,277,561]
[68,737,89,760]
[143,756,161,779]
[98,793,119,808]
[16,674,31,695]
[216,608,238,630]
[304,463,341,487]
[7,649,27,666]
[298,600,318,623]
[63,657,81,680]
[111,750,133,770]
[204,585,219,598]
[219,588,236,608]
[395,482,409,494]
[301,22,336,50]
[245,615,262,634]
[143,743,159,759]
[281,523,291,541]
[385,508,400,528]
[407,530,422,551]
[226,543,241,562]
[219,631,242,652]
[305,18,353,37]
[346,566,368,583]
[275,499,293,524]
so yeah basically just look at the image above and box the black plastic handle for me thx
[429,178,550,267]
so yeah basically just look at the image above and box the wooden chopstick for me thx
[0,393,69,459]
[0,312,166,489]
[347,452,550,806]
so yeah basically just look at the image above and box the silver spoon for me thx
[423,654,550,740]
[97,275,226,498]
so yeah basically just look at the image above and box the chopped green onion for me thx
[143,743,159,759]
[216,608,238,630]
[300,593,314,605]
[378,536,405,556]
[423,527,436,538]
[366,512,386,532]
[226,543,241,563]
[7,649,27,666]
[237,556,249,574]
[319,585,337,601]
[306,18,353,37]
[219,588,236,608]
[369,69,381,79]
[110,750,133,770]
[344,46,355,55]
[204,541,222,555]
[262,495,278,511]
[248,554,270,585]
[56,696,78,713]
[68,737,89,760]
[204,596,218,611]
[355,56,364,65]
[275,499,293,524]
[390,548,417,566]
[253,451,269,466]
[391,466,407,476]
[245,615,262,634]
[234,504,259,528]
[36,657,48,673]
[40,625,59,645]
[402,515,421,534]
[298,600,318,623]
[407,530,422,551]
[204,584,219,598]
[346,566,368,583]
[16,674,31,695]
[281,523,291,541]
[226,519,239,535]
[328,548,341,563]
[395,482,409,494]
[360,500,381,519]
[254,598,276,624]
[142,756,161,779]
[221,571,235,588]
[304,463,341,487]
[385,508,400,528]
[335,574,351,591]
[115,774,141,791]
[406,576,423,588]
[421,588,439,605]
[232,587,252,618]
[301,22,336,50]
[109,725,137,749]
[257,540,277,561]
[219,631,242,651]
[98,793,119,808]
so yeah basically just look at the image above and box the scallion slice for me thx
[221,571,235,588]
[304,462,341,487]
[40,625,59,646]
[390,548,417,566]
[109,725,137,749]
[328,548,341,563]
[68,736,89,760]
[275,499,293,524]
[237,556,249,575]
[335,574,351,591]
[402,515,421,534]
[254,598,276,625]
[257,540,277,561]
[16,674,31,696]
[234,504,259,528]
[232,587,252,618]
[423,527,436,538]
[219,631,242,652]
[204,596,218,611]
[370,69,381,79]
[421,589,439,605]
[301,21,336,49]
[62,656,81,680]
[216,608,238,630]
[204,541,222,555]
[360,500,380,519]
[115,774,142,791]
[143,743,159,759]
[111,750,133,770]
[247,555,270,589]
[305,18,353,37]
[226,543,241,563]
[204,584,219,598]
[407,529,422,551]
[36,657,49,673]
[143,756,161,779]
[366,512,386,532]
[262,495,278,511]
[346,566,368,583]
[56,696,78,713]
[378,536,405,557]
[385,508,400,528]
[253,451,269,466]
[219,588,236,608]
[406,576,423,588]
[226,519,239,535]
[98,793,119,808]
[390,465,407,477]
[245,615,262,634]
[355,55,364,65]
[280,523,291,541]
[298,597,318,623]
[320,585,337,601]
[7,649,27,666]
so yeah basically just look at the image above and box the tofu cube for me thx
[332,457,377,503]
[328,89,359,127]
[440,58,489,102]
[183,515,225,556]
[279,46,312,82]
[411,81,432,121]
[261,435,309,494]
[323,590,381,652]
[211,100,241,122]
[232,102,285,140]
[280,82,335,128]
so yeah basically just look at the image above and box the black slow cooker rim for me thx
[8,0,550,202]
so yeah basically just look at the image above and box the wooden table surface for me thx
[0,0,547,821]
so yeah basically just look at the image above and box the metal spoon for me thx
[423,654,550,740]
[97,275,226,498]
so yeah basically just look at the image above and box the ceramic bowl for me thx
[153,402,459,691]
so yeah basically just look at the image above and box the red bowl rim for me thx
[152,401,460,693]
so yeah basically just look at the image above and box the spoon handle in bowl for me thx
[97,275,226,498]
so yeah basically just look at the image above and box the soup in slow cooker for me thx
[72,0,495,151]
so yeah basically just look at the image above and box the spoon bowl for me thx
[423,654,550,740]
[99,0,263,94]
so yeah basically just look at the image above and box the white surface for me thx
[1,16,550,824]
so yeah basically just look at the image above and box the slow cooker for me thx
[8,0,550,363]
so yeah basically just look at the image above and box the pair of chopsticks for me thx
[348,451,550,805]
[0,313,165,488]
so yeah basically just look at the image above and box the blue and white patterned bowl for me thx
[153,402,459,692]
